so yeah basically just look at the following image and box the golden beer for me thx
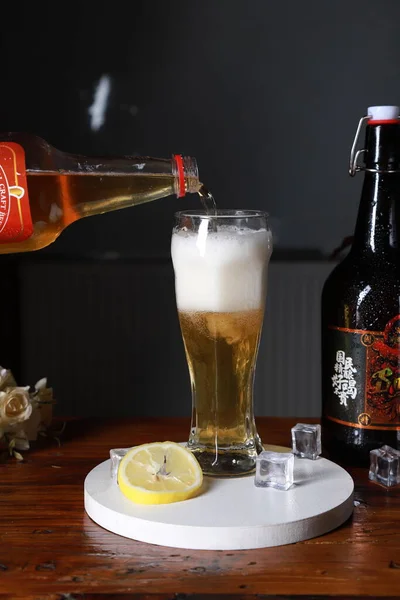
[172,211,272,476]
[179,309,264,473]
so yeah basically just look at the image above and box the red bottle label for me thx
[0,142,33,243]
[325,317,400,430]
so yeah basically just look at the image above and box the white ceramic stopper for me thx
[368,105,399,120]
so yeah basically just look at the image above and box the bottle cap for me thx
[173,155,186,198]
[368,105,399,123]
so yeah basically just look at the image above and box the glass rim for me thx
[175,209,269,219]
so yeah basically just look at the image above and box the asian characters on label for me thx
[332,350,358,407]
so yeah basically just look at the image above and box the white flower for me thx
[12,429,30,451]
[35,378,47,391]
[0,368,16,391]
[0,387,32,428]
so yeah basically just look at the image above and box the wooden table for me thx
[1,417,400,599]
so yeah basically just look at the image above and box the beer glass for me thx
[171,210,273,476]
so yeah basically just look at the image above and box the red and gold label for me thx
[0,143,33,243]
[325,317,400,430]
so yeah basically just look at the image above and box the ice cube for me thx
[369,445,400,488]
[255,450,294,490]
[291,423,321,460]
[110,448,130,482]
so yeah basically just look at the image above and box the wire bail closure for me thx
[349,113,400,176]
[349,115,370,177]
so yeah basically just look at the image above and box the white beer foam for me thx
[171,226,273,312]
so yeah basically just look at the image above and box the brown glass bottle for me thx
[321,107,400,466]
[0,133,200,254]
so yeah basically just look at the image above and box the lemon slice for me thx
[118,441,203,505]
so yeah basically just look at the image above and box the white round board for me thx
[84,450,354,550]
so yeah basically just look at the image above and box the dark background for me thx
[1,0,399,419]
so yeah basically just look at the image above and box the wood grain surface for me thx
[1,417,400,599]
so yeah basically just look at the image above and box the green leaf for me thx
[13,450,23,461]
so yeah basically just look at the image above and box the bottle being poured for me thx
[0,133,212,254]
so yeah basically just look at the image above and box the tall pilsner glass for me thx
[171,210,273,476]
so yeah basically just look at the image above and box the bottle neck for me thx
[5,134,200,199]
[350,122,400,259]
[46,150,201,198]
[351,171,400,258]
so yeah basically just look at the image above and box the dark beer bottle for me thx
[321,105,400,466]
